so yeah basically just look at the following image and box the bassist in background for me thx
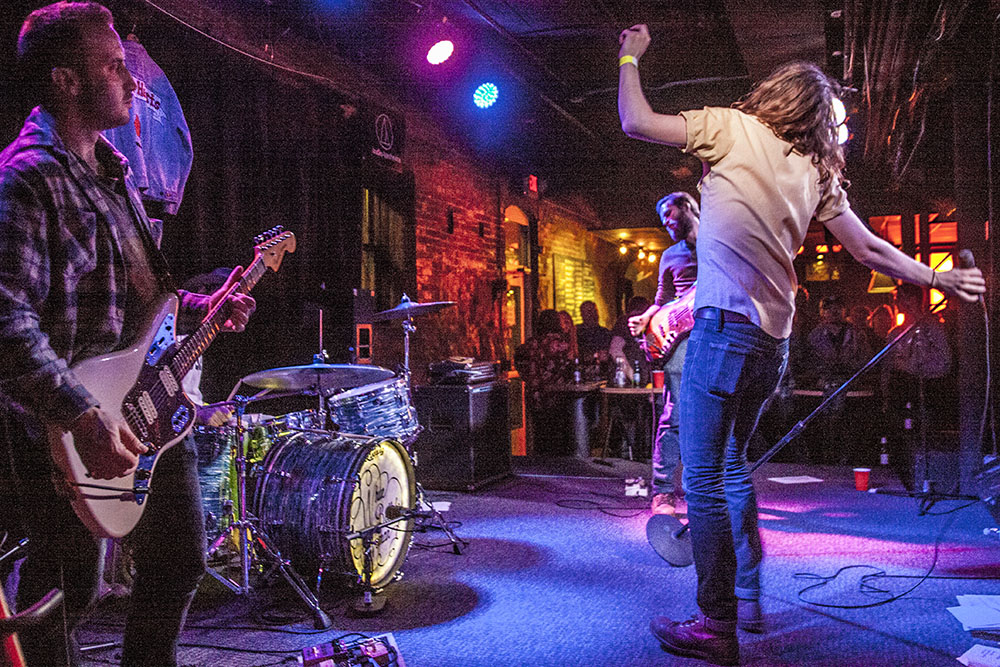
[628,193,765,633]
[0,4,254,665]
[628,191,697,517]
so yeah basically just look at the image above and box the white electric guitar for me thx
[49,227,296,538]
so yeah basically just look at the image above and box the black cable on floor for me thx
[791,507,1000,610]
[554,498,648,517]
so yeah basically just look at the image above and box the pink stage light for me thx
[427,40,454,65]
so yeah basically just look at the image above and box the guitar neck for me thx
[171,257,266,379]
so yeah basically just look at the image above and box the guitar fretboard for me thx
[168,254,266,380]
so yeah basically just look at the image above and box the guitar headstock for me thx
[254,226,296,272]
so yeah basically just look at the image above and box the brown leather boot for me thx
[650,613,739,666]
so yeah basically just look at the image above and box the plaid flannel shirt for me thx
[0,107,203,428]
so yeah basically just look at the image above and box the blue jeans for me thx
[679,311,788,622]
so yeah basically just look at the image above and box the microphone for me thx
[957,249,984,304]
[958,249,976,269]
[385,504,434,520]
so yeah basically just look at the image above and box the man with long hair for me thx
[629,190,764,633]
[618,23,984,665]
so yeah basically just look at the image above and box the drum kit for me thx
[192,294,459,624]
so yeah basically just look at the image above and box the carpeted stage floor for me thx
[77,458,1000,666]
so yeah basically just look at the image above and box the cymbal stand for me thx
[402,316,415,378]
[395,305,465,555]
[205,395,332,629]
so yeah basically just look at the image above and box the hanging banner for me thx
[364,105,405,165]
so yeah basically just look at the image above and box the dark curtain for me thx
[843,0,972,185]
[0,1,368,404]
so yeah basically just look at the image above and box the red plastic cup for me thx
[651,370,665,389]
[853,467,871,491]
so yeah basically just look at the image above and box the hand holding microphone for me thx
[933,249,986,303]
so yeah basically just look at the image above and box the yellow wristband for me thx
[619,55,638,69]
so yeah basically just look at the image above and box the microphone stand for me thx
[649,302,970,566]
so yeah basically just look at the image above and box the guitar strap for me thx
[118,178,178,296]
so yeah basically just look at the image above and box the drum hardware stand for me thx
[205,395,332,629]
[374,294,467,554]
[410,485,466,555]
[648,303,968,567]
[342,513,413,616]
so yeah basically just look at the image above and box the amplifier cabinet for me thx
[411,381,511,491]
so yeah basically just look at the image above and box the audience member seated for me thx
[606,296,654,458]
[807,294,873,388]
[882,283,953,488]
[514,310,574,454]
[576,301,613,376]
[805,294,874,463]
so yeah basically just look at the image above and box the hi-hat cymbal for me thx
[241,363,394,393]
[373,294,455,321]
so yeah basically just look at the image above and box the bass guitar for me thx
[49,227,295,538]
[638,286,696,362]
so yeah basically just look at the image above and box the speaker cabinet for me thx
[412,381,511,491]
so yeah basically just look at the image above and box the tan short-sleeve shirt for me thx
[679,106,849,338]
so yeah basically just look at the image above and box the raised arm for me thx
[823,208,985,302]
[617,24,687,146]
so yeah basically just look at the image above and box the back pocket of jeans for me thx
[704,341,746,397]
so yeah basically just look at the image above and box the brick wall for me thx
[401,126,507,383]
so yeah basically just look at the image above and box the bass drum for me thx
[254,432,415,589]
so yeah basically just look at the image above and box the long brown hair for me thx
[734,61,845,185]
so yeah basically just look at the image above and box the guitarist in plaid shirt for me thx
[0,4,254,665]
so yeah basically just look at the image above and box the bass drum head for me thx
[254,432,415,589]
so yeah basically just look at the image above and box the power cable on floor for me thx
[792,506,1000,610]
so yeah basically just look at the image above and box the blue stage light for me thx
[473,82,499,109]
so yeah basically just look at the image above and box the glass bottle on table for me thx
[614,358,628,387]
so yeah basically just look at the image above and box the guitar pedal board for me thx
[301,633,404,667]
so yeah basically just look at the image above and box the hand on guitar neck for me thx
[69,406,147,480]
[180,265,257,333]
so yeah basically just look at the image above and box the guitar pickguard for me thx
[146,312,176,365]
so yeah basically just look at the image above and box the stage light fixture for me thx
[473,82,499,109]
[427,39,454,65]
[619,244,628,255]
[831,97,849,144]
[637,247,646,260]
[647,253,657,264]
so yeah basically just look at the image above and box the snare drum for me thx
[259,409,327,438]
[253,432,415,588]
[328,377,421,444]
